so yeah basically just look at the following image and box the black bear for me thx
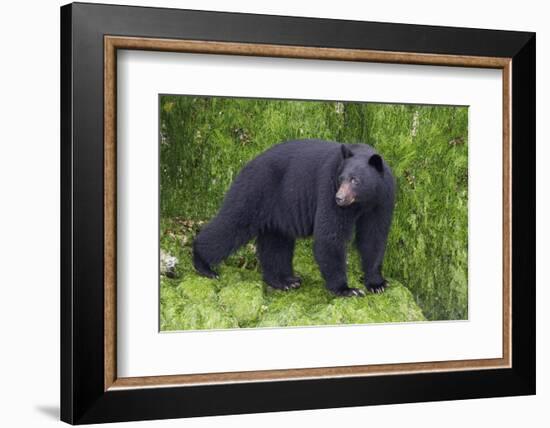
[193,139,395,297]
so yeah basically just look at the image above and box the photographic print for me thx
[62,5,534,422]
[159,95,468,331]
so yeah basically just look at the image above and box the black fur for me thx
[193,139,395,296]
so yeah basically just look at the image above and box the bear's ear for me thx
[369,154,384,173]
[341,144,353,159]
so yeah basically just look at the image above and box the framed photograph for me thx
[60,2,535,424]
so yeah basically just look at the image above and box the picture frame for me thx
[60,2,535,424]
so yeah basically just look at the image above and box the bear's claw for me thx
[194,264,219,279]
[192,251,219,279]
[199,269,219,279]
[285,276,302,289]
[332,287,365,297]
[287,275,302,286]
[366,280,388,294]
[266,275,302,291]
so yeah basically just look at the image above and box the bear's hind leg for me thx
[257,231,300,290]
[193,218,254,278]
[192,244,219,279]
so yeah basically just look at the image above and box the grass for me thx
[159,95,468,329]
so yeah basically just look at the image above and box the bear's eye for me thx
[351,177,360,185]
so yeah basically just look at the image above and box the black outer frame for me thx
[60,2,535,424]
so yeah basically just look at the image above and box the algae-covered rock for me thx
[217,265,248,283]
[163,272,425,330]
[160,279,238,331]
[160,300,238,331]
[161,276,239,331]
[257,279,424,328]
[159,222,426,330]
[218,281,264,325]
[257,301,309,328]
[325,280,425,324]
[177,276,218,302]
[196,303,239,330]
[161,301,202,331]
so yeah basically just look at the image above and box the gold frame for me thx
[104,35,512,391]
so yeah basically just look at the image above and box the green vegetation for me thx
[160,219,425,330]
[160,96,468,330]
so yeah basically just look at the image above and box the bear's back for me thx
[261,139,340,161]
[242,140,341,237]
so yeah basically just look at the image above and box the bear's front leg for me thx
[356,207,393,294]
[313,238,365,297]
[257,231,302,291]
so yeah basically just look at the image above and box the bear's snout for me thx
[335,182,355,207]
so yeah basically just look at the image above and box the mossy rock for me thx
[218,280,264,325]
[177,276,218,302]
[161,300,238,331]
[162,270,425,330]
[159,223,426,330]
[257,279,425,328]
[325,281,426,325]
[160,299,202,331]
[197,303,239,330]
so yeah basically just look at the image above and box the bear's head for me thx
[335,144,386,207]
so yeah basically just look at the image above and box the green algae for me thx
[160,227,426,331]
[218,281,264,325]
